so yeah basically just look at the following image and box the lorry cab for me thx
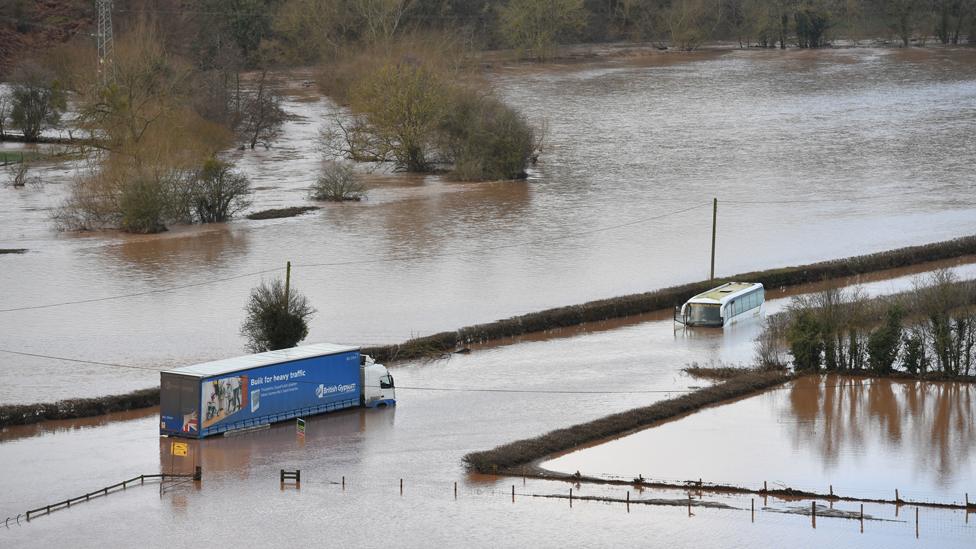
[360,355,396,408]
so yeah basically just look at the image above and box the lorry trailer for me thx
[160,343,395,438]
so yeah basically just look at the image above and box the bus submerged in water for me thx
[674,282,765,327]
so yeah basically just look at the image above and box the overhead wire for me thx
[0,348,161,372]
[0,346,885,397]
[0,202,710,314]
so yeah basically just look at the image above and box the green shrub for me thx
[787,309,823,372]
[119,176,170,234]
[440,91,534,181]
[867,306,903,374]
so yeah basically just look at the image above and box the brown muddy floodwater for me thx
[1,48,976,404]
[2,274,976,547]
[542,375,976,505]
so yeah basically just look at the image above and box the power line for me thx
[0,346,887,398]
[0,267,283,314]
[294,202,710,269]
[0,203,708,314]
[0,349,159,372]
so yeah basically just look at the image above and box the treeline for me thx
[102,0,976,68]
[760,270,976,378]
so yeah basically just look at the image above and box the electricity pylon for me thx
[96,0,114,83]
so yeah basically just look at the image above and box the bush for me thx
[191,158,252,222]
[786,309,822,372]
[324,41,538,181]
[241,278,315,352]
[119,175,171,234]
[439,91,534,181]
[9,61,66,141]
[867,306,903,374]
[310,162,367,201]
[4,160,41,189]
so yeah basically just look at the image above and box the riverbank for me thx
[2,234,975,430]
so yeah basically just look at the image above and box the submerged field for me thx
[2,47,976,547]
[541,375,976,505]
[2,48,976,405]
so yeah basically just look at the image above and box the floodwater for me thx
[2,271,976,546]
[2,48,976,404]
[542,375,976,505]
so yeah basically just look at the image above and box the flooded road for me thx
[2,48,976,403]
[542,375,976,505]
[2,270,976,546]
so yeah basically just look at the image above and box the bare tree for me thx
[499,0,587,60]
[189,158,253,222]
[0,93,9,139]
[239,71,286,149]
[665,0,724,51]
[4,160,41,188]
[352,0,415,43]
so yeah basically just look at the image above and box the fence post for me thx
[569,488,573,508]
[811,501,816,529]
[400,478,403,496]
[915,507,919,539]
[194,466,202,482]
[454,481,457,500]
[626,490,630,513]
[342,476,345,490]
[751,498,755,523]
[512,485,515,503]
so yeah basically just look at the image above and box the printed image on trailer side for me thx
[160,345,363,438]
[200,354,360,437]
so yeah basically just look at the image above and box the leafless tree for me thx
[0,93,9,139]
[239,71,287,149]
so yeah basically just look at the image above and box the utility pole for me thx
[284,261,291,312]
[96,0,114,84]
[710,198,717,280]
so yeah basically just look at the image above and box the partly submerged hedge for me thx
[463,371,792,474]
[0,388,160,428]
[365,235,976,362]
[5,234,974,429]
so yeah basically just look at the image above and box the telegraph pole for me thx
[96,0,114,84]
[710,198,717,280]
[284,261,291,311]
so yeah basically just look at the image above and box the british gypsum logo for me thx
[316,383,356,398]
